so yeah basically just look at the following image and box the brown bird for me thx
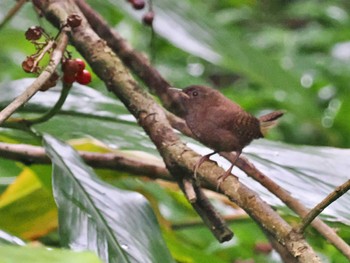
[170,85,284,183]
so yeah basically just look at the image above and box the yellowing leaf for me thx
[0,167,57,239]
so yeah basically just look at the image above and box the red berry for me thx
[62,73,76,84]
[75,58,86,73]
[62,59,79,75]
[76,69,91,85]
[22,56,36,73]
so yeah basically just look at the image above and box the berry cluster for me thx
[126,0,155,27]
[21,14,91,90]
[62,58,92,85]
[22,26,49,74]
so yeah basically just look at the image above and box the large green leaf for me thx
[188,139,350,224]
[0,245,102,263]
[0,78,154,152]
[43,134,174,263]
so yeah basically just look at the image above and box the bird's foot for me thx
[216,151,241,191]
[216,169,232,191]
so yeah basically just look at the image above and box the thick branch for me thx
[36,1,320,261]
[35,0,233,243]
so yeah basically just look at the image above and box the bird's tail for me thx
[259,110,284,136]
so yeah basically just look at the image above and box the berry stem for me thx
[27,82,72,125]
[32,40,55,72]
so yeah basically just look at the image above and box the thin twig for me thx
[0,32,68,125]
[298,180,350,233]
[31,40,55,72]
[183,178,197,203]
[0,0,27,30]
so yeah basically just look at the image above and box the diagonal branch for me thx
[35,1,320,261]
[33,0,233,243]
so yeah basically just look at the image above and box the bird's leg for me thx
[193,151,217,178]
[217,150,242,190]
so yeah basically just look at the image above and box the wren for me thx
[170,85,284,183]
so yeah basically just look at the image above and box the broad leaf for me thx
[0,78,153,152]
[189,140,350,224]
[43,135,174,263]
[0,167,57,239]
[0,245,102,263]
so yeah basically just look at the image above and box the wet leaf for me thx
[43,134,174,263]
[0,245,103,263]
[189,139,350,224]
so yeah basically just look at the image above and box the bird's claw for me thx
[216,169,232,191]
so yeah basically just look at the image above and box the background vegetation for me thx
[0,0,349,262]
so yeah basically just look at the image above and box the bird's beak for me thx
[168,87,190,99]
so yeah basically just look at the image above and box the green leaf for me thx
[189,139,350,224]
[43,134,174,263]
[0,78,154,152]
[0,245,102,263]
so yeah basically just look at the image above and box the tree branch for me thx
[0,141,171,180]
[34,0,233,243]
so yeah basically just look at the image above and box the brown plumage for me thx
[171,85,284,182]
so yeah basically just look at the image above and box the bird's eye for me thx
[192,91,198,96]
